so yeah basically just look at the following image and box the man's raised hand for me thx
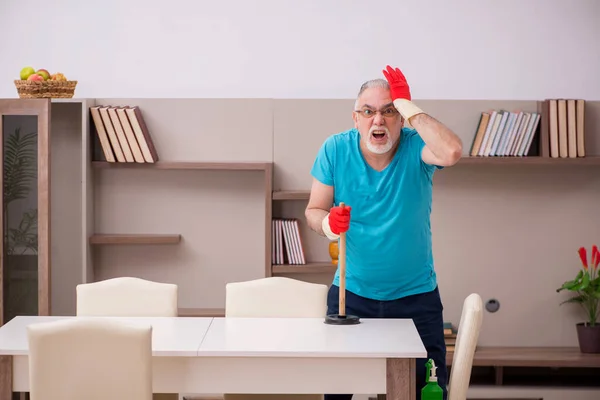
[382,65,411,101]
[382,64,424,121]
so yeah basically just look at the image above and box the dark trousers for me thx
[325,284,448,400]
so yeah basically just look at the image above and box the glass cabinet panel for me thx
[0,99,50,325]
[3,115,38,322]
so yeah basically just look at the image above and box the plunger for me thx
[324,202,360,325]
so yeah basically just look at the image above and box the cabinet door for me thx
[0,99,50,325]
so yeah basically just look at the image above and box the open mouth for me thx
[372,130,386,139]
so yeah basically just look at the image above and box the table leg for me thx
[0,356,12,400]
[386,358,415,400]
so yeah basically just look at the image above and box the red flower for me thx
[578,247,588,269]
[593,245,600,270]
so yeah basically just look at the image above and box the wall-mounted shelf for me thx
[450,346,600,388]
[272,262,336,274]
[459,155,600,165]
[272,190,311,200]
[178,307,225,317]
[455,346,600,368]
[89,234,181,245]
[271,157,600,201]
[92,161,271,171]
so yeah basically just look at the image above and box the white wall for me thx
[1,0,598,100]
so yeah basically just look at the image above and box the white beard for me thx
[366,126,395,154]
[366,138,394,154]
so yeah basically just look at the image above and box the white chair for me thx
[76,276,178,317]
[225,276,328,318]
[76,277,179,400]
[224,277,328,400]
[447,293,484,400]
[27,318,153,400]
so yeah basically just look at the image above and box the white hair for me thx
[354,79,390,109]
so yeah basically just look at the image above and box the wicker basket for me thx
[14,79,77,99]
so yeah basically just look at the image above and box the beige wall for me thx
[47,98,600,350]
[433,163,600,347]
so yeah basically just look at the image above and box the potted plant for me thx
[556,245,600,353]
[2,126,39,322]
[4,127,38,255]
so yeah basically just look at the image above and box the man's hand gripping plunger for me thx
[322,204,351,241]
[323,203,360,325]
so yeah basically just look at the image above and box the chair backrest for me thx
[225,277,328,317]
[447,293,483,400]
[76,277,178,317]
[27,318,153,400]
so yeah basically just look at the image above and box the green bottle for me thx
[421,358,443,400]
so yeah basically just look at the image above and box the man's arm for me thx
[305,178,334,237]
[409,112,463,167]
[382,64,463,167]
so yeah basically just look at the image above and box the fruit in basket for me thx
[27,74,44,82]
[50,72,67,81]
[36,69,50,80]
[20,66,35,80]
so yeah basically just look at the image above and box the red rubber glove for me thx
[382,65,411,101]
[328,205,351,234]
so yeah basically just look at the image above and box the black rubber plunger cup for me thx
[325,202,360,325]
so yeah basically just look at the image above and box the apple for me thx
[36,69,50,80]
[20,66,35,80]
[50,72,67,81]
[27,74,44,82]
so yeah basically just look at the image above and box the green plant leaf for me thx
[3,128,37,206]
[4,127,38,256]
[574,271,591,291]
[590,276,600,291]
[557,270,584,292]
[560,296,585,305]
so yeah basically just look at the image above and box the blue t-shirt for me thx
[310,127,442,301]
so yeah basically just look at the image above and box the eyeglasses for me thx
[354,107,399,119]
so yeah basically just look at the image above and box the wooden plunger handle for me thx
[339,202,346,317]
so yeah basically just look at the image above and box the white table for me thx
[0,315,427,400]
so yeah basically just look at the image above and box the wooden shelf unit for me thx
[272,190,311,200]
[448,346,600,368]
[178,307,225,317]
[92,161,272,171]
[273,190,310,200]
[89,234,181,245]
[272,262,337,274]
[270,185,335,275]
[458,155,600,165]
[448,346,600,388]
[91,157,275,280]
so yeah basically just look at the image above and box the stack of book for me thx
[469,98,586,158]
[90,105,159,163]
[272,218,306,265]
[469,109,541,157]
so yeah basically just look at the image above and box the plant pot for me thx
[576,322,600,353]
[328,241,339,265]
